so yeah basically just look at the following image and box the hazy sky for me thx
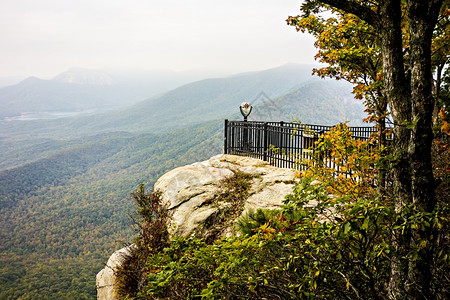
[0,0,317,79]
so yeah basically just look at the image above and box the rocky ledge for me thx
[97,154,297,299]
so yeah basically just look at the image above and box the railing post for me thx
[263,122,268,162]
[224,119,228,154]
[279,121,284,156]
[243,117,249,151]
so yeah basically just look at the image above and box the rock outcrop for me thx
[154,154,296,237]
[96,154,297,299]
[96,245,135,300]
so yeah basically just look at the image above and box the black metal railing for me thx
[224,120,378,170]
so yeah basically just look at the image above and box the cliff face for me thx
[96,154,297,299]
[96,246,134,300]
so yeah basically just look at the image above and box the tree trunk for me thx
[376,2,413,298]
[313,0,443,298]
[405,1,441,298]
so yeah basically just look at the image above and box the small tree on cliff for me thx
[286,9,389,192]
[290,0,445,298]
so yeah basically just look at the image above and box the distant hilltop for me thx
[53,68,114,85]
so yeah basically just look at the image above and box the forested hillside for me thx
[0,121,222,299]
[250,79,365,125]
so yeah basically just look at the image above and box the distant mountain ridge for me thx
[0,76,121,119]
[0,64,337,138]
[0,67,218,119]
[90,63,320,132]
[0,64,367,142]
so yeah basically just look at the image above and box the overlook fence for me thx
[224,120,378,170]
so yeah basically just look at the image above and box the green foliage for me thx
[135,180,395,299]
[115,184,169,299]
[282,176,395,298]
[116,171,257,299]
[234,208,280,236]
[140,233,308,299]
[130,184,169,254]
[127,124,449,299]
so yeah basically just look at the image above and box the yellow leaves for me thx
[149,268,162,274]
[439,107,448,121]
[420,240,428,249]
[305,124,379,199]
[232,240,241,247]
[326,186,335,194]
[439,108,450,135]
[314,269,320,277]
[440,121,450,135]
[258,222,276,233]
[257,223,277,240]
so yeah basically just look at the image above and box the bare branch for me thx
[317,0,378,26]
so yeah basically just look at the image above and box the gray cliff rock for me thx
[96,245,135,300]
[97,154,297,299]
[154,154,297,237]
